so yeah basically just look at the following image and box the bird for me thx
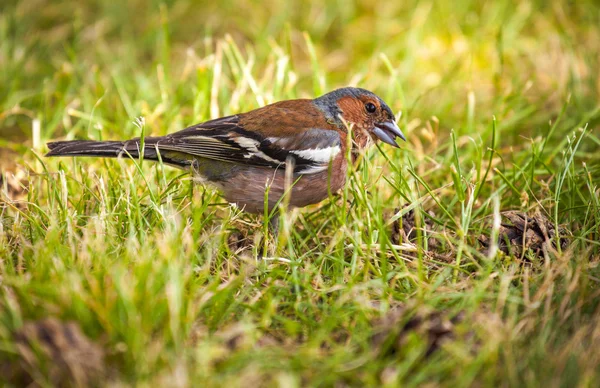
[46,87,405,216]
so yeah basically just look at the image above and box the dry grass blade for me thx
[0,148,29,209]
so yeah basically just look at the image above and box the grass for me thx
[1,0,600,386]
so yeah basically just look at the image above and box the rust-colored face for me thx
[337,95,390,129]
[336,93,405,148]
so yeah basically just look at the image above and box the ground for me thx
[1,0,600,386]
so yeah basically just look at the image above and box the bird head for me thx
[314,87,406,148]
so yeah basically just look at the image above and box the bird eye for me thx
[365,102,377,113]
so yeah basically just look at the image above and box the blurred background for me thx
[2,0,599,145]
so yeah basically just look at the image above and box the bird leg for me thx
[269,213,280,237]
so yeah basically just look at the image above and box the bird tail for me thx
[45,138,189,168]
[46,140,132,158]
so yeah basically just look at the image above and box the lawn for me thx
[1,0,600,386]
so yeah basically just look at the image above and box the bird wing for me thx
[155,114,342,174]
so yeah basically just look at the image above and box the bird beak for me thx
[373,120,406,147]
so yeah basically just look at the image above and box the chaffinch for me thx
[46,87,405,214]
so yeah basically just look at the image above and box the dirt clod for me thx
[6,318,105,387]
[371,305,463,358]
[478,210,568,259]
[227,228,253,253]
[390,206,438,249]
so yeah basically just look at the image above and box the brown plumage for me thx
[46,87,405,214]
